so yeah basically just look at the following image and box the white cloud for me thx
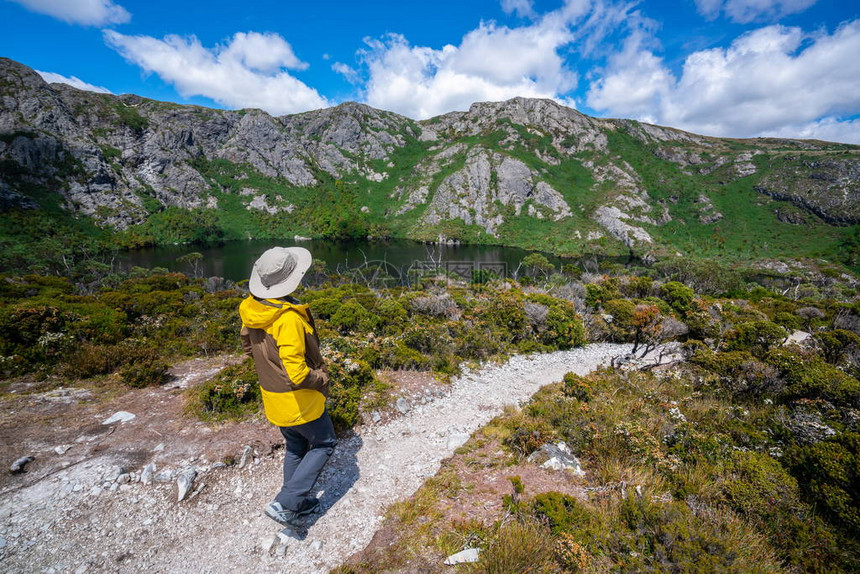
[219,31,307,73]
[761,117,860,144]
[36,70,112,93]
[104,30,329,115]
[587,20,860,143]
[359,24,574,120]
[501,0,537,19]
[586,21,669,119]
[8,0,130,26]
[332,62,360,84]
[353,0,631,119]
[693,0,818,24]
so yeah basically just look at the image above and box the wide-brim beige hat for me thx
[248,246,313,299]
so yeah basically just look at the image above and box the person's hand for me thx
[306,368,330,397]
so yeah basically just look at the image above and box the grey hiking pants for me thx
[275,410,337,512]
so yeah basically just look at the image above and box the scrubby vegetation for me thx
[3,249,860,571]
[0,271,241,382]
[0,265,586,431]
[335,266,860,573]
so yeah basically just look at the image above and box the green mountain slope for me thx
[0,57,857,271]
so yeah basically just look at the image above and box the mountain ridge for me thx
[1,56,857,266]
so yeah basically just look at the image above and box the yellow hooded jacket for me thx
[239,296,329,427]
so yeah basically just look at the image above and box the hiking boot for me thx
[264,502,302,527]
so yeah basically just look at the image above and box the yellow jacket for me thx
[239,296,328,427]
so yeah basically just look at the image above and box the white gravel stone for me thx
[261,534,278,554]
[238,446,253,469]
[176,468,197,502]
[445,548,480,565]
[140,464,155,485]
[101,411,135,425]
[395,398,409,414]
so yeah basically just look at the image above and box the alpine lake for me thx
[117,238,627,285]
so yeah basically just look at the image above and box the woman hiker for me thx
[238,246,336,528]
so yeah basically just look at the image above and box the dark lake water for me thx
[117,238,588,283]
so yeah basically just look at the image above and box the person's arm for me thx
[274,313,329,392]
[240,325,253,358]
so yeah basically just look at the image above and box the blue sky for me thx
[2,0,859,142]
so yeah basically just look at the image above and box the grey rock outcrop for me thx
[419,147,571,236]
[755,156,860,224]
[1,56,857,254]
[0,58,417,229]
[527,441,585,475]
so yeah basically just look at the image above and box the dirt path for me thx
[0,343,664,574]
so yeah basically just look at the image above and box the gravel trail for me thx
[1,343,659,573]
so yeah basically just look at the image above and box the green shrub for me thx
[816,329,860,365]
[612,496,742,572]
[683,300,721,340]
[483,290,527,340]
[120,358,169,388]
[660,281,695,313]
[773,311,802,331]
[327,357,376,432]
[541,300,585,349]
[308,295,342,319]
[602,298,636,340]
[585,278,622,307]
[786,433,860,533]
[67,303,128,344]
[621,275,654,298]
[451,321,502,360]
[375,298,408,334]
[0,304,73,370]
[723,451,800,516]
[724,320,787,357]
[721,450,859,571]
[187,359,261,421]
[690,348,783,398]
[329,299,377,334]
[363,338,431,370]
[765,348,860,407]
[402,322,453,354]
[62,343,126,378]
[530,492,592,535]
[562,372,591,401]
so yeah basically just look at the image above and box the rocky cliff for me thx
[1,57,857,260]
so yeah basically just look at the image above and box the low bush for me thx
[785,433,860,534]
[120,358,169,388]
[659,281,695,313]
[690,347,783,398]
[324,354,376,432]
[329,299,378,334]
[187,359,261,421]
[530,491,592,535]
[562,372,591,401]
[610,495,753,572]
[765,348,860,407]
[723,320,787,357]
[723,450,852,570]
